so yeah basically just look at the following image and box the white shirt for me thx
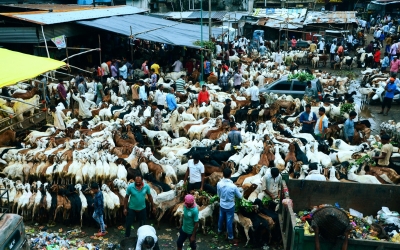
[136,225,158,250]
[216,44,222,55]
[256,75,265,86]
[318,41,325,51]
[52,109,66,130]
[155,89,165,106]
[305,170,326,181]
[83,99,96,110]
[249,85,259,101]
[262,169,282,198]
[172,60,183,72]
[274,52,283,64]
[119,80,128,95]
[72,94,92,119]
[101,62,110,75]
[347,35,353,43]
[188,159,204,183]
[330,44,337,54]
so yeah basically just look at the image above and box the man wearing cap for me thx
[217,168,242,244]
[379,76,398,116]
[344,111,357,144]
[184,153,205,193]
[373,134,393,167]
[223,99,232,123]
[177,194,199,250]
[299,104,317,134]
[136,225,160,250]
[314,107,329,141]
[91,182,107,237]
[50,105,67,130]
[390,56,400,75]
[70,90,93,120]
[318,38,325,54]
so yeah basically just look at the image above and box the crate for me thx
[279,175,400,250]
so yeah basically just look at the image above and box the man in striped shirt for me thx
[175,75,186,93]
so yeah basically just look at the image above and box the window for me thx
[292,81,307,91]
[270,82,291,91]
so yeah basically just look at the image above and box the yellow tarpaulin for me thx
[0,48,66,88]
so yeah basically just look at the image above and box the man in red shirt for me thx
[198,85,210,105]
[373,47,381,68]
[222,61,229,71]
[185,58,194,76]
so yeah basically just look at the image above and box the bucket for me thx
[120,237,137,250]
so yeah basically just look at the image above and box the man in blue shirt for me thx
[344,111,357,144]
[299,104,317,134]
[91,182,107,237]
[217,168,242,244]
[203,57,211,81]
[379,76,398,116]
[166,87,177,111]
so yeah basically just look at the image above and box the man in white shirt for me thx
[318,38,325,54]
[215,43,222,55]
[83,96,96,110]
[249,81,260,108]
[154,84,165,110]
[262,167,282,200]
[50,105,66,130]
[118,76,128,102]
[184,153,205,193]
[256,72,265,87]
[172,58,183,72]
[374,28,382,40]
[274,50,283,65]
[101,62,110,76]
[330,41,337,62]
[136,225,159,250]
[70,91,92,120]
[305,163,326,181]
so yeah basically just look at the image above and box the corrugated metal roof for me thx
[253,8,307,30]
[0,5,147,25]
[222,12,248,21]
[153,11,194,19]
[0,4,104,11]
[303,11,358,25]
[187,11,228,20]
[0,23,87,43]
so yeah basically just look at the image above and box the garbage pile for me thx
[27,226,120,250]
[295,204,400,243]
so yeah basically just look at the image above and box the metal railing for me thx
[0,189,10,219]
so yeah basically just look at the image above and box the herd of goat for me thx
[0,60,399,246]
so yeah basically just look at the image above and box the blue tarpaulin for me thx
[77,14,223,48]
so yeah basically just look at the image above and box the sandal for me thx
[378,112,383,114]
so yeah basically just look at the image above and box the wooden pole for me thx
[98,34,102,66]
[65,37,70,74]
[40,25,49,121]
[35,46,95,50]
[130,26,134,62]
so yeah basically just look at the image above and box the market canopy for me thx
[77,14,223,48]
[0,48,66,88]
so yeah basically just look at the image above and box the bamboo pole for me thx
[61,48,100,62]
[34,46,95,50]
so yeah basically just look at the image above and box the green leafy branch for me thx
[287,72,315,82]
[340,103,355,115]
[193,40,215,51]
